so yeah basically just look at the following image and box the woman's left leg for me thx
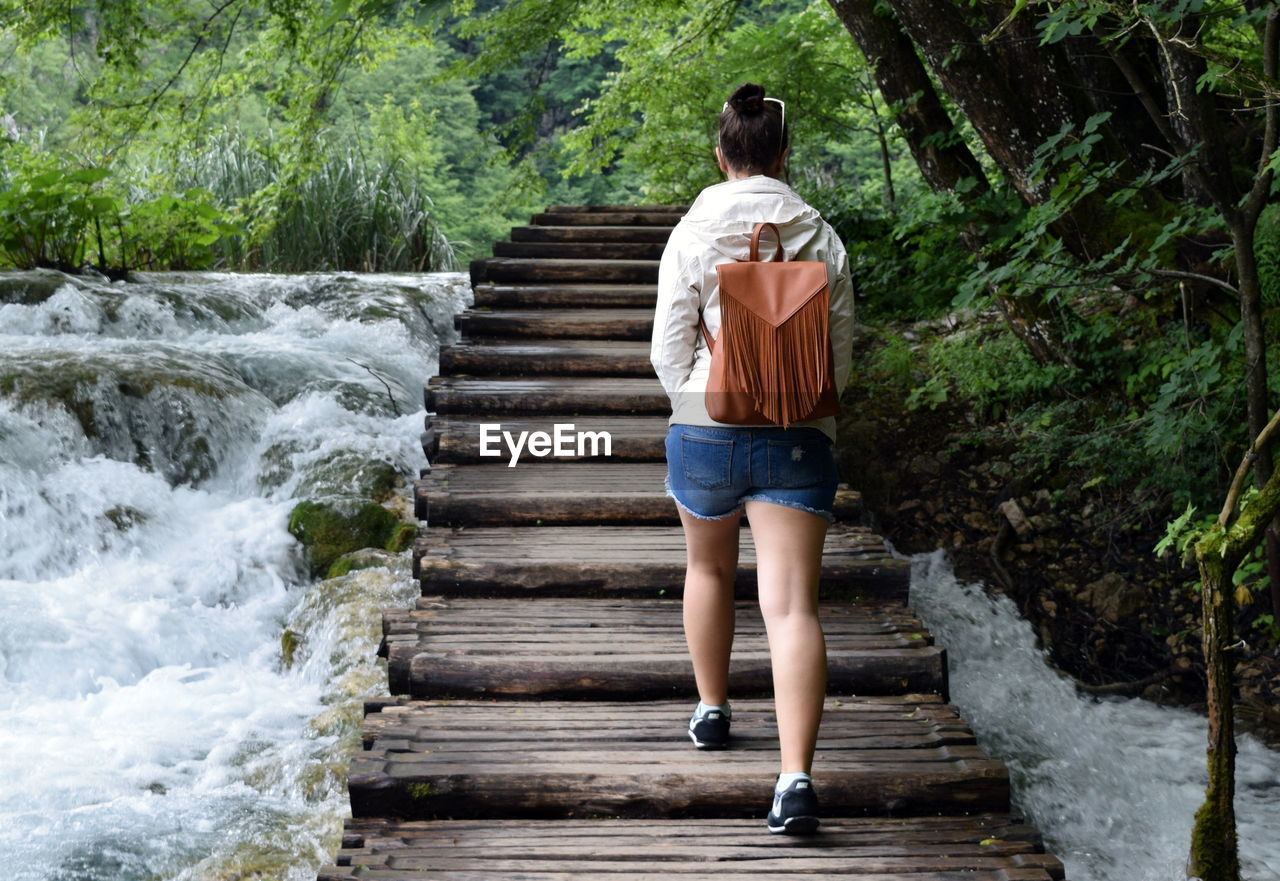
[745,499,829,774]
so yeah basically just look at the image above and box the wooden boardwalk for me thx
[316,205,1069,880]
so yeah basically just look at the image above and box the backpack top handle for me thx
[749,222,785,262]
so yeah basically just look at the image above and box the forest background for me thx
[3,1,1280,871]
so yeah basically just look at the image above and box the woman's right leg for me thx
[678,506,741,706]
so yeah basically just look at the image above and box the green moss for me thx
[385,521,416,552]
[326,557,354,579]
[407,782,434,800]
[280,628,301,669]
[287,499,402,578]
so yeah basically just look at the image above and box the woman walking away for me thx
[650,82,856,835]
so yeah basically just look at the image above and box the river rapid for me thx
[0,269,469,880]
[910,551,1280,881]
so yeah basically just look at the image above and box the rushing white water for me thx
[910,551,1280,881]
[0,269,470,880]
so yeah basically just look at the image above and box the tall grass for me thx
[175,134,458,273]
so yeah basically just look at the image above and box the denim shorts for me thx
[664,424,839,523]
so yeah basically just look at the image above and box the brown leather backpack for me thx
[699,222,838,427]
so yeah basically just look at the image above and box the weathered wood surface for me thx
[440,340,654,377]
[380,597,943,699]
[411,525,909,601]
[414,463,863,525]
[424,377,669,416]
[319,815,1065,881]
[455,308,653,340]
[530,210,683,226]
[544,204,688,213]
[347,697,1009,820]
[511,225,675,244]
[424,415,669,463]
[473,257,659,284]
[473,283,657,308]
[494,240,668,260]
[314,203,1070,881]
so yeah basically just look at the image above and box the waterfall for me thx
[0,269,470,880]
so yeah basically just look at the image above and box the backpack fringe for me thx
[719,290,832,426]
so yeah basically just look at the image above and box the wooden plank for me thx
[531,211,683,226]
[318,814,1066,879]
[455,308,652,340]
[473,283,657,309]
[424,377,669,416]
[546,205,687,213]
[411,525,909,602]
[346,698,1009,820]
[473,257,660,284]
[493,241,667,260]
[425,415,669,463]
[440,340,654,377]
[380,597,943,699]
[511,225,674,244]
[413,463,864,525]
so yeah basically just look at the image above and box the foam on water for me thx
[910,551,1280,881]
[0,270,470,880]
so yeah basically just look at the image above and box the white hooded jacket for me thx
[650,175,855,441]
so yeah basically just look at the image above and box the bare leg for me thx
[745,500,828,774]
[677,507,741,707]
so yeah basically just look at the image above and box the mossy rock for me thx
[288,499,404,578]
[325,546,404,579]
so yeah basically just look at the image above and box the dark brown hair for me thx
[718,82,788,173]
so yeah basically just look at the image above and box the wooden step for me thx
[440,340,653,377]
[413,463,864,525]
[546,204,688,213]
[511,225,674,244]
[320,815,1064,881]
[531,211,683,226]
[455,308,652,340]
[473,283,657,309]
[411,525,909,601]
[424,415,669,463]
[346,696,1009,820]
[472,257,659,285]
[381,597,944,699]
[494,241,667,260]
[424,377,668,416]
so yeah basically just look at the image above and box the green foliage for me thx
[0,142,241,271]
[1254,203,1280,307]
[174,133,456,272]
[905,326,1076,417]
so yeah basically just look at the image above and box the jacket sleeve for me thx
[650,227,702,397]
[827,234,856,393]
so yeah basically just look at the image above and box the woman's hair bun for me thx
[728,82,766,114]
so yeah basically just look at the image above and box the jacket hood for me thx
[681,176,825,260]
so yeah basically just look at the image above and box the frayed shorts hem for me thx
[664,477,836,524]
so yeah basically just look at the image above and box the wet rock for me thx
[1075,573,1146,625]
[287,499,411,578]
[910,453,942,477]
[999,499,1031,535]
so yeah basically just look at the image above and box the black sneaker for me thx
[688,704,731,749]
[766,776,820,835]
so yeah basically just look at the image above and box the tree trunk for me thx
[826,0,990,196]
[1189,546,1240,881]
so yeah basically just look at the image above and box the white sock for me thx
[696,700,731,719]
[776,772,811,792]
